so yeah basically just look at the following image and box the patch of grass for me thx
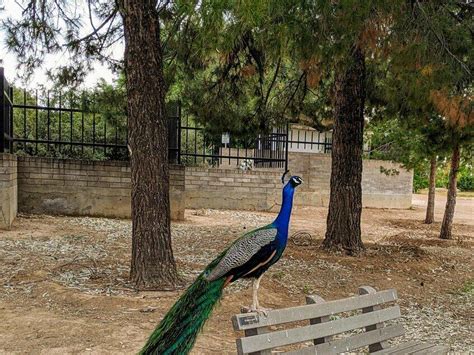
[272,271,285,280]
[459,280,474,296]
[302,285,312,294]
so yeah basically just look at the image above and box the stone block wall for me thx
[0,154,18,229]
[185,152,413,211]
[17,157,185,220]
[2,152,412,222]
[186,167,282,211]
[361,159,414,209]
[288,152,413,208]
[288,152,332,207]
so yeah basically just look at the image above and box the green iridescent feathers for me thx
[140,256,226,355]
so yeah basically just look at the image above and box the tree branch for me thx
[69,8,118,46]
[263,56,281,107]
[415,0,471,76]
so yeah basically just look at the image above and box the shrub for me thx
[435,166,450,188]
[413,169,428,193]
[458,172,474,191]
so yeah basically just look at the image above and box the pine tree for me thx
[2,0,180,288]
[383,0,473,239]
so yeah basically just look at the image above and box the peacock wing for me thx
[205,227,277,282]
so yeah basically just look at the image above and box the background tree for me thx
[2,0,180,288]
[117,1,179,287]
[170,1,402,254]
[382,0,473,238]
[323,44,366,253]
[367,115,452,224]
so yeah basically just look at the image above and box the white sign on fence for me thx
[221,132,230,146]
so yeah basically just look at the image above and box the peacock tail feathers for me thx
[140,256,226,355]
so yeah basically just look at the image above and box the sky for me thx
[0,0,124,89]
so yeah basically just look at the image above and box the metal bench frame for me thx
[232,286,448,355]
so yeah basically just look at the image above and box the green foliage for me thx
[413,168,429,193]
[458,173,474,192]
[411,159,472,193]
[458,161,474,191]
[435,167,450,189]
[166,0,405,134]
[1,1,122,85]
[366,116,450,169]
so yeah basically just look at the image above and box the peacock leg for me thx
[250,274,270,315]
[251,277,260,310]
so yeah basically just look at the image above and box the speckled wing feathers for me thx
[205,227,278,281]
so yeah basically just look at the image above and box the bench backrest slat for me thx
[284,324,405,355]
[232,289,398,331]
[236,305,401,354]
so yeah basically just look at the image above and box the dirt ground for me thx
[0,194,472,354]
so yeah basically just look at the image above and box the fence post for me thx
[177,103,181,164]
[8,86,13,152]
[0,66,5,153]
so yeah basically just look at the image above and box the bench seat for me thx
[232,286,448,355]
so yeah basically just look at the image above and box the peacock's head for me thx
[289,175,303,187]
[281,170,303,188]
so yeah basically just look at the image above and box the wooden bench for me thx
[232,286,448,355]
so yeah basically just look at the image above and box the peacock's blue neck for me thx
[272,183,296,242]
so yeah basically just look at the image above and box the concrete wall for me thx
[0,154,18,229]
[361,159,414,209]
[185,152,413,211]
[17,157,185,220]
[2,152,411,222]
[288,152,413,209]
[186,167,282,211]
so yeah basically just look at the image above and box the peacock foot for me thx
[245,306,272,316]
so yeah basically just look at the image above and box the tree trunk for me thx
[424,156,437,224]
[119,1,179,289]
[440,143,460,240]
[322,45,366,255]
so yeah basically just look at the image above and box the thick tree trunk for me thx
[322,45,366,255]
[119,1,179,289]
[424,156,437,224]
[440,143,460,240]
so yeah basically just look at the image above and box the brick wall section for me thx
[186,152,413,211]
[0,154,18,229]
[288,152,413,208]
[361,159,413,208]
[10,153,411,220]
[17,157,185,220]
[186,167,282,211]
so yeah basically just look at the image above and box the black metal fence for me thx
[0,67,13,153]
[2,83,180,162]
[11,88,129,160]
[288,128,332,154]
[0,67,336,170]
[179,114,288,169]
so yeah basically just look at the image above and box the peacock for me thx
[140,174,303,355]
